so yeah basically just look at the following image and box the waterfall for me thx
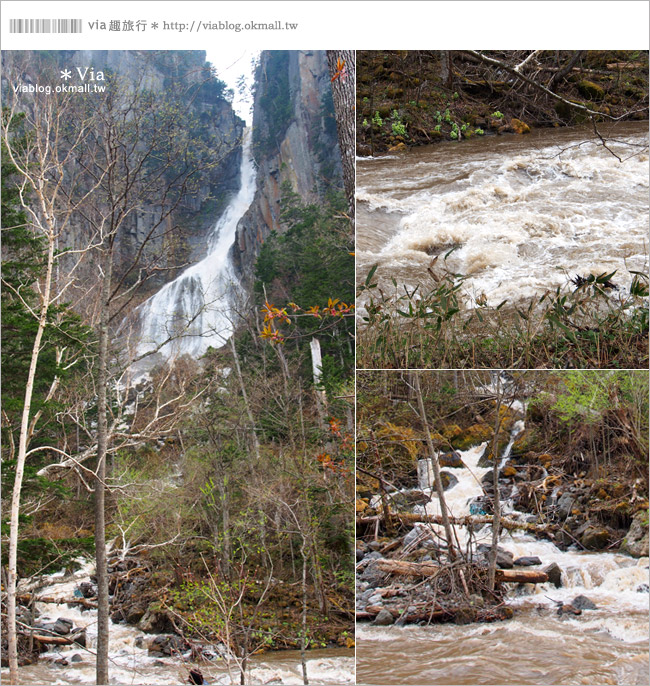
[135,127,257,360]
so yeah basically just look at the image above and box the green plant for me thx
[362,119,369,128]
[372,111,383,127]
[392,121,407,136]
[492,111,504,119]
[475,127,485,135]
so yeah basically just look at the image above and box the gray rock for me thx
[556,492,575,519]
[372,609,395,626]
[360,561,386,588]
[636,583,649,593]
[366,593,383,606]
[478,544,514,569]
[70,654,83,663]
[365,551,384,561]
[572,595,597,610]
[355,548,365,562]
[52,618,73,635]
[148,634,186,657]
[620,511,650,558]
[367,540,382,551]
[514,556,542,567]
[544,562,563,588]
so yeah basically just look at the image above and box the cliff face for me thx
[3,50,244,294]
[232,50,342,280]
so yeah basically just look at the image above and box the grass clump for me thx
[357,264,648,369]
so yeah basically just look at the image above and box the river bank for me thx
[2,555,354,684]
[356,122,649,369]
[356,51,648,156]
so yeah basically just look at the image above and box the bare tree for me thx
[1,69,107,684]
[411,372,457,561]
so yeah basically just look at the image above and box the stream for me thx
[357,398,649,685]
[5,560,354,685]
[356,123,649,309]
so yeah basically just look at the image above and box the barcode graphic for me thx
[9,19,83,33]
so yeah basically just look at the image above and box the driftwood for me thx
[373,558,547,584]
[28,633,80,646]
[17,593,97,609]
[495,569,548,584]
[358,512,557,536]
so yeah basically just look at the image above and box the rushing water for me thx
[135,127,257,360]
[358,401,650,685]
[356,123,649,309]
[5,560,354,685]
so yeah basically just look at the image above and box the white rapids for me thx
[356,123,649,309]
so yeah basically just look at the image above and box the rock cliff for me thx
[232,50,342,280]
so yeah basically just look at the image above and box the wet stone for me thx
[514,556,542,567]
[373,609,395,626]
[70,654,83,663]
[544,562,563,588]
[572,595,597,610]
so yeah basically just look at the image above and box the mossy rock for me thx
[577,80,605,101]
[439,451,464,468]
[502,466,517,478]
[511,118,531,134]
[388,142,408,153]
[451,423,494,451]
[356,498,370,514]
[510,428,538,458]
[477,437,510,467]
[554,99,589,123]
[441,424,463,441]
[580,526,611,550]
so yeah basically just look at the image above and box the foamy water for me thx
[357,123,649,308]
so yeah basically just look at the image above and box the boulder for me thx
[511,118,531,134]
[70,654,83,663]
[580,526,610,551]
[372,609,395,626]
[620,510,649,558]
[438,471,459,491]
[544,562,563,588]
[513,556,542,567]
[439,451,464,468]
[572,595,597,610]
[78,582,97,599]
[53,618,74,635]
[577,80,605,101]
[555,492,575,520]
[148,634,186,657]
[360,561,387,588]
[477,544,514,569]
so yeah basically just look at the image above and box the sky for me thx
[205,49,258,125]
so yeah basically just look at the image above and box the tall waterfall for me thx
[136,127,257,360]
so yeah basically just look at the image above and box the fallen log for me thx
[495,569,548,584]
[17,593,97,609]
[375,559,441,577]
[374,559,547,584]
[358,512,557,536]
[23,633,81,646]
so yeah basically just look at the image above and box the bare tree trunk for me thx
[413,373,456,561]
[439,51,454,89]
[6,232,56,684]
[230,336,261,460]
[95,249,113,685]
[300,540,309,685]
[326,50,355,218]
[310,337,328,433]
[488,394,503,592]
